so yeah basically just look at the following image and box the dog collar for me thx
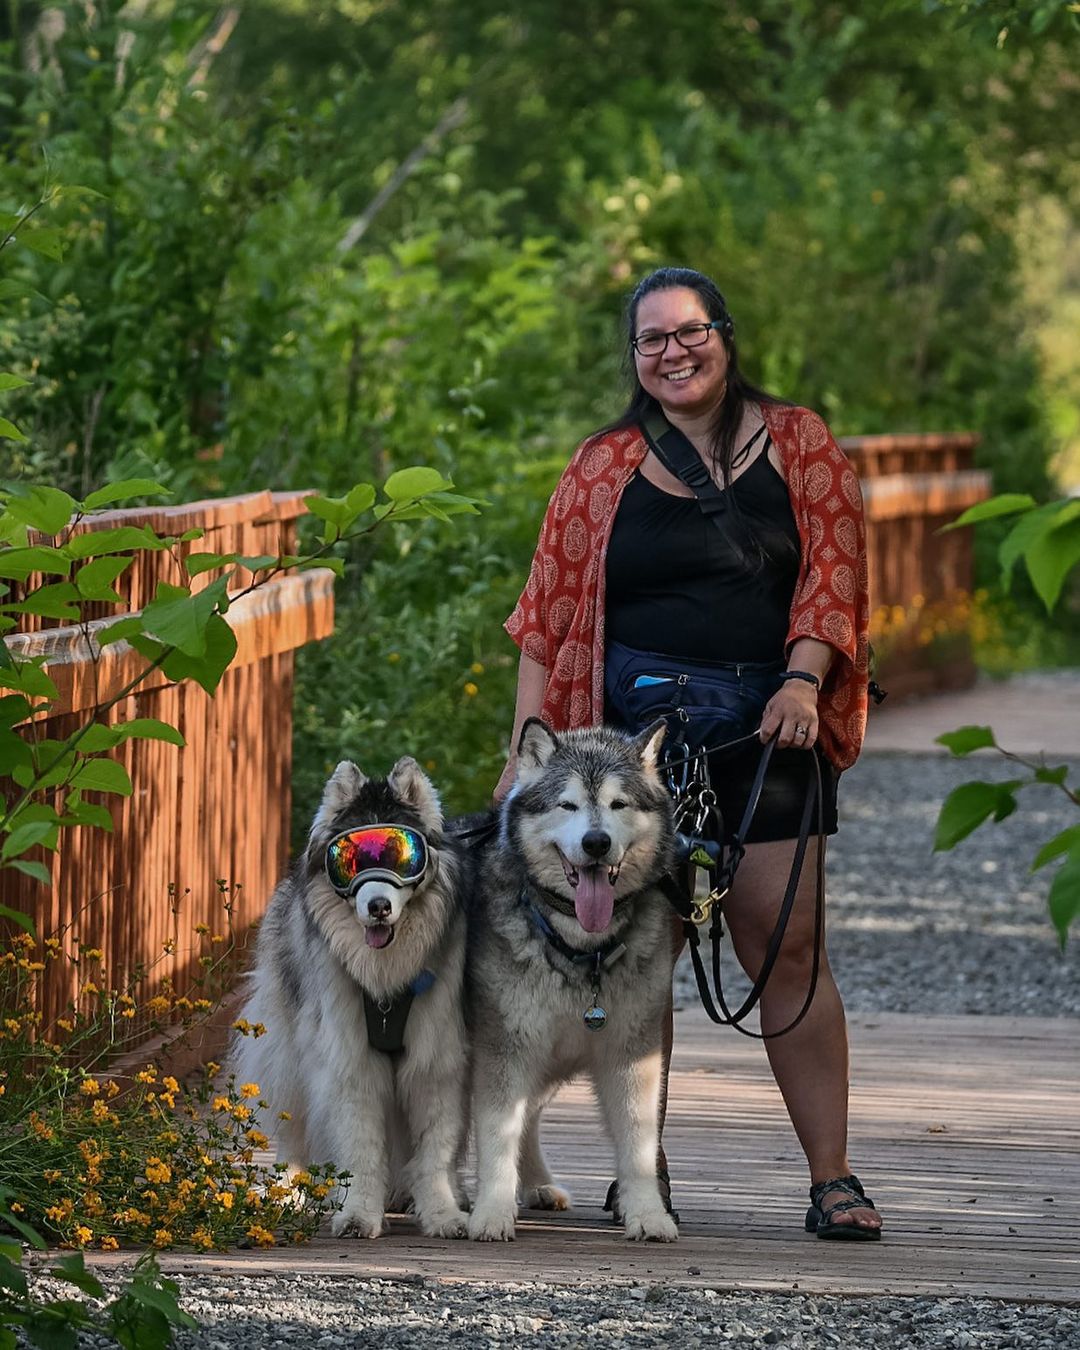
[521,890,626,1031]
[362,969,436,1055]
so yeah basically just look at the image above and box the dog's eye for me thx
[610,799,627,811]
[558,801,577,812]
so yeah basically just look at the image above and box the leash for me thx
[660,732,826,1040]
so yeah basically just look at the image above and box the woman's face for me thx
[632,286,730,420]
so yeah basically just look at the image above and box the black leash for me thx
[661,732,826,1040]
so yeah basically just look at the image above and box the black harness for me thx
[362,969,435,1055]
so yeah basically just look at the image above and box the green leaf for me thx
[298,556,345,577]
[0,1250,27,1297]
[66,526,170,559]
[185,552,238,576]
[111,717,184,746]
[0,902,37,936]
[0,660,58,699]
[0,278,48,304]
[998,501,1070,586]
[1,819,60,860]
[160,612,238,695]
[65,800,114,832]
[75,556,131,600]
[68,758,133,796]
[304,494,349,527]
[81,479,171,510]
[345,482,377,514]
[123,1276,197,1328]
[933,780,1023,851]
[1024,514,1080,614]
[941,492,1036,532]
[49,1253,105,1298]
[4,859,52,885]
[97,615,145,647]
[1033,764,1070,786]
[1048,847,1080,950]
[0,372,30,391]
[0,546,72,580]
[19,225,64,260]
[0,693,32,726]
[6,581,81,620]
[236,554,280,572]
[934,725,997,756]
[1032,824,1080,872]
[0,416,26,442]
[2,487,77,535]
[141,577,228,656]
[383,466,453,501]
[0,727,32,774]
[76,723,123,752]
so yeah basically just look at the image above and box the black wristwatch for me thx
[777,669,820,690]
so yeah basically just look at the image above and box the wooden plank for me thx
[86,1010,1080,1304]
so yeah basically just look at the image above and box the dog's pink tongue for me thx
[574,867,615,933]
[365,925,393,949]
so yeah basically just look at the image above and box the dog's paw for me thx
[331,1205,385,1239]
[418,1206,469,1240]
[623,1208,679,1243]
[467,1204,517,1242]
[521,1183,572,1212]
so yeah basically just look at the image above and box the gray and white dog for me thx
[468,717,679,1243]
[231,757,470,1239]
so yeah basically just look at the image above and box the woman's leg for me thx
[719,837,882,1233]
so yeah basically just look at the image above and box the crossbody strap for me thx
[641,407,768,532]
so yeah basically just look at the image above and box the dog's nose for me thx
[581,830,611,859]
[367,896,392,920]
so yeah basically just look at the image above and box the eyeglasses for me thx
[325,824,429,895]
[631,320,725,358]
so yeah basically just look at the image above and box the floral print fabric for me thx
[505,403,871,771]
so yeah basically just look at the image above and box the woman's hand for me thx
[492,757,518,805]
[760,679,819,750]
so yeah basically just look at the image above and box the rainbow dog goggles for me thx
[325,824,429,896]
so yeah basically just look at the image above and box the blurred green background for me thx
[1,0,1078,834]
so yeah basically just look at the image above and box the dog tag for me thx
[583,1002,607,1032]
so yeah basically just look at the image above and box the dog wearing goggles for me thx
[231,756,471,1239]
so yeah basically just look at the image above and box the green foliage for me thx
[935,493,1080,948]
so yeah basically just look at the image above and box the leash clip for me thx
[690,884,728,926]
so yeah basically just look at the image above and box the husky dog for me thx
[231,757,470,1239]
[468,717,679,1243]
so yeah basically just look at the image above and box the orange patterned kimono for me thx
[505,403,871,771]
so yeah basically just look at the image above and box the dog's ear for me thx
[312,760,367,834]
[633,718,667,774]
[516,718,560,782]
[388,756,443,832]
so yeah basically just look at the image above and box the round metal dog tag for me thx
[583,1002,607,1032]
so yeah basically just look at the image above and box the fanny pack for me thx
[604,639,784,759]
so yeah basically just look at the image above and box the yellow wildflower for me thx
[81,948,104,961]
[145,1158,172,1184]
[73,1226,93,1247]
[463,682,479,697]
[56,1018,74,1032]
[230,1104,251,1122]
[146,995,171,1015]
[91,1099,110,1121]
[135,1067,157,1084]
[192,1226,214,1249]
[195,923,211,936]
[232,1018,251,1035]
[100,1236,119,1251]
[278,1111,291,1121]
[240,1083,261,1098]
[246,1224,276,1248]
[245,1130,270,1149]
[79,1078,101,1096]
[252,1022,266,1038]
[204,1061,221,1078]
[43,1168,62,1183]
[152,1229,172,1248]
[162,1076,180,1094]
[470,661,485,675]
[214,1191,234,1209]
[211,1095,231,1113]
[105,1080,120,1098]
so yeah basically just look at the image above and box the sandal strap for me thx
[809,1173,876,1216]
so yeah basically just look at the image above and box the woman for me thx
[496,266,881,1240]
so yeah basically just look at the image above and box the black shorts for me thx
[703,740,838,844]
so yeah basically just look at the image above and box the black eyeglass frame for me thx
[631,319,727,358]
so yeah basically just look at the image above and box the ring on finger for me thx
[795,724,809,739]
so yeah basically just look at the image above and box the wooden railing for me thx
[840,432,991,700]
[2,491,334,1036]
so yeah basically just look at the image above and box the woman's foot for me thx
[805,1174,882,1240]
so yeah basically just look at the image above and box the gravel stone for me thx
[674,751,1080,1018]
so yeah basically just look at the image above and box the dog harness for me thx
[522,891,627,1031]
[362,969,436,1055]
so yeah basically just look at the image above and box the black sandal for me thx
[603,1168,680,1226]
[805,1173,881,1241]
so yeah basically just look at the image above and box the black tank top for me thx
[605,452,800,663]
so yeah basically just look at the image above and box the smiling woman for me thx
[495,264,882,1242]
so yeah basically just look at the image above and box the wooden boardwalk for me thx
[143,1009,1079,1304]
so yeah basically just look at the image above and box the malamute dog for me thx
[468,717,679,1243]
[231,757,471,1238]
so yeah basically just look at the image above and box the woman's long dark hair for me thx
[604,266,796,573]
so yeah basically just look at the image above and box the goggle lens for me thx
[325,825,428,893]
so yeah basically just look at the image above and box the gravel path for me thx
[675,750,1080,1018]
[26,1270,1080,1349]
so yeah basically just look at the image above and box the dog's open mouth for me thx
[364,923,396,950]
[556,848,620,933]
